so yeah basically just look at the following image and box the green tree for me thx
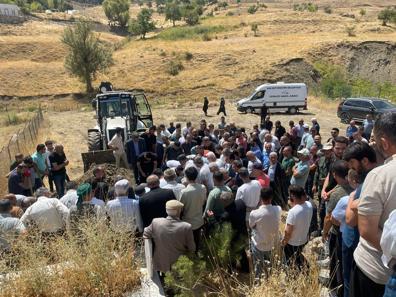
[62,21,113,93]
[102,0,130,27]
[165,1,182,27]
[128,8,156,39]
[378,7,396,26]
[182,3,201,25]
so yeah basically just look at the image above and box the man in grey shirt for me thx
[351,112,396,297]
[179,166,206,249]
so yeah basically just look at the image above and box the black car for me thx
[337,97,396,123]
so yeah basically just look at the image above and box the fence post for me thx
[6,146,12,165]
[28,124,34,144]
[15,130,21,153]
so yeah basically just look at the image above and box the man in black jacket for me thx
[126,132,147,184]
[139,175,176,228]
[268,152,288,208]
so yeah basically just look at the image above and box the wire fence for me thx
[0,108,44,194]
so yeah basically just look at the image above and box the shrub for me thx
[324,5,332,14]
[378,7,396,26]
[159,50,166,57]
[293,3,318,12]
[202,32,211,41]
[167,59,184,75]
[359,8,366,17]
[306,2,318,12]
[183,51,193,60]
[247,5,258,14]
[157,24,227,40]
[226,11,234,16]
[218,1,228,9]
[314,62,352,99]
[30,1,43,11]
[164,223,245,296]
[346,25,356,36]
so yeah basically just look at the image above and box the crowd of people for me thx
[1,110,396,297]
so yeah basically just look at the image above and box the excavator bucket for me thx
[81,150,115,172]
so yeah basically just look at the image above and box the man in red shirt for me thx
[251,163,270,188]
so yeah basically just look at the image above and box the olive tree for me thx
[378,7,396,26]
[62,21,113,93]
[103,0,130,27]
[165,1,182,27]
[128,8,156,39]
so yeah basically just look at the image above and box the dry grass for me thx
[0,219,141,297]
[1,1,395,98]
[249,264,322,297]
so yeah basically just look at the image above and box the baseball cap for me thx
[321,142,333,151]
[297,148,310,156]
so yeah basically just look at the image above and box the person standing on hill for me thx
[217,97,227,116]
[203,97,209,116]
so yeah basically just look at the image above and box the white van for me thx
[236,82,308,114]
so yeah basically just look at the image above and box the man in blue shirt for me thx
[346,120,358,138]
[290,148,310,188]
[362,114,374,140]
[8,163,30,195]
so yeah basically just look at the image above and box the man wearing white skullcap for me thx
[106,179,143,233]
[144,199,195,273]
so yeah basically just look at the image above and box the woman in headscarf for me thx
[68,183,104,234]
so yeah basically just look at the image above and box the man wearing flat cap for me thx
[143,200,195,273]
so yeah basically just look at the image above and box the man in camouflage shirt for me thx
[313,142,334,231]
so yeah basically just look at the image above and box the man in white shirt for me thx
[0,199,26,253]
[194,156,214,192]
[106,179,143,234]
[162,168,185,200]
[235,168,261,222]
[246,151,262,175]
[60,181,78,209]
[108,127,128,169]
[157,124,171,143]
[21,187,69,236]
[282,184,312,270]
[263,133,280,152]
[249,187,281,281]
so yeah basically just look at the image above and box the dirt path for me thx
[46,110,96,179]
[46,101,347,181]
